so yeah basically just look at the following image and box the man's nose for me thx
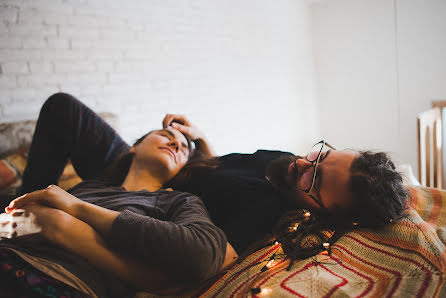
[295,158,312,173]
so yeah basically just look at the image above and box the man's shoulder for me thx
[254,149,294,157]
[220,150,294,162]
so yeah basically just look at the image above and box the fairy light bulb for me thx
[352,222,359,226]
[261,254,276,272]
[260,288,272,295]
[274,241,279,246]
[323,242,330,249]
[251,287,272,295]
[289,222,299,231]
[304,211,311,218]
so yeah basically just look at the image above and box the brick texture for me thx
[0,0,315,154]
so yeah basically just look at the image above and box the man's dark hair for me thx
[346,151,409,228]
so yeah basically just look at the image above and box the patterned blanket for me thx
[199,186,446,297]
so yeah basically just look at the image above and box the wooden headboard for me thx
[417,101,445,189]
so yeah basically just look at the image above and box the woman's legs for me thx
[20,93,130,194]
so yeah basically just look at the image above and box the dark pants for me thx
[20,93,130,194]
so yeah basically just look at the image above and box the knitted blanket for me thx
[200,186,446,297]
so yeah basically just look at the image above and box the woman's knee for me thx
[40,93,81,115]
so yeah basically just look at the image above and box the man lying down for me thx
[0,93,408,297]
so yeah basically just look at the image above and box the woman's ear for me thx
[129,146,136,153]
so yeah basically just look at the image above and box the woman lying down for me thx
[0,94,237,297]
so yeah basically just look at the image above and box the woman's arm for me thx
[7,185,236,282]
[50,209,188,294]
[7,185,118,237]
[1,204,186,294]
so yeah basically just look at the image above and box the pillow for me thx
[0,148,82,196]
[398,164,422,186]
[0,148,28,196]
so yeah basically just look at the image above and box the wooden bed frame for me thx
[417,101,445,189]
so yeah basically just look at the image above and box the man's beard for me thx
[266,154,299,194]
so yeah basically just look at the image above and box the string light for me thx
[246,207,349,297]
[260,288,272,295]
[250,287,272,295]
[352,222,359,226]
[288,222,299,231]
[261,254,276,272]
[246,207,343,297]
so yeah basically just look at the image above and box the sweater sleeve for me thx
[106,194,227,284]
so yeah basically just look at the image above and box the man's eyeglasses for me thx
[299,140,336,208]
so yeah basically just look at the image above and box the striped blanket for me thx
[200,186,446,297]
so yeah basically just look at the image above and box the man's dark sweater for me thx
[1,180,227,297]
[171,150,298,254]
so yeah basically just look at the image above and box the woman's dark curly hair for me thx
[243,151,410,267]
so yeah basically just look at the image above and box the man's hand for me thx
[6,185,84,219]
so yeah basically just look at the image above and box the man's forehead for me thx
[328,150,356,163]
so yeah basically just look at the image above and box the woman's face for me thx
[131,128,191,180]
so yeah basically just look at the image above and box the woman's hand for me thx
[6,185,84,219]
[162,114,216,157]
[162,114,205,141]
[0,204,70,245]
[0,208,41,239]
[8,185,119,239]
[0,206,185,292]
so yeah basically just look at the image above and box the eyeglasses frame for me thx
[303,140,336,208]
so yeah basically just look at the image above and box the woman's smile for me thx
[161,147,177,163]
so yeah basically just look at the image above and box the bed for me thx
[417,101,446,189]
[1,117,446,297]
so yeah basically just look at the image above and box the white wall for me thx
[311,0,446,174]
[397,0,446,174]
[0,0,317,155]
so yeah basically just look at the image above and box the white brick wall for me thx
[0,0,317,155]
